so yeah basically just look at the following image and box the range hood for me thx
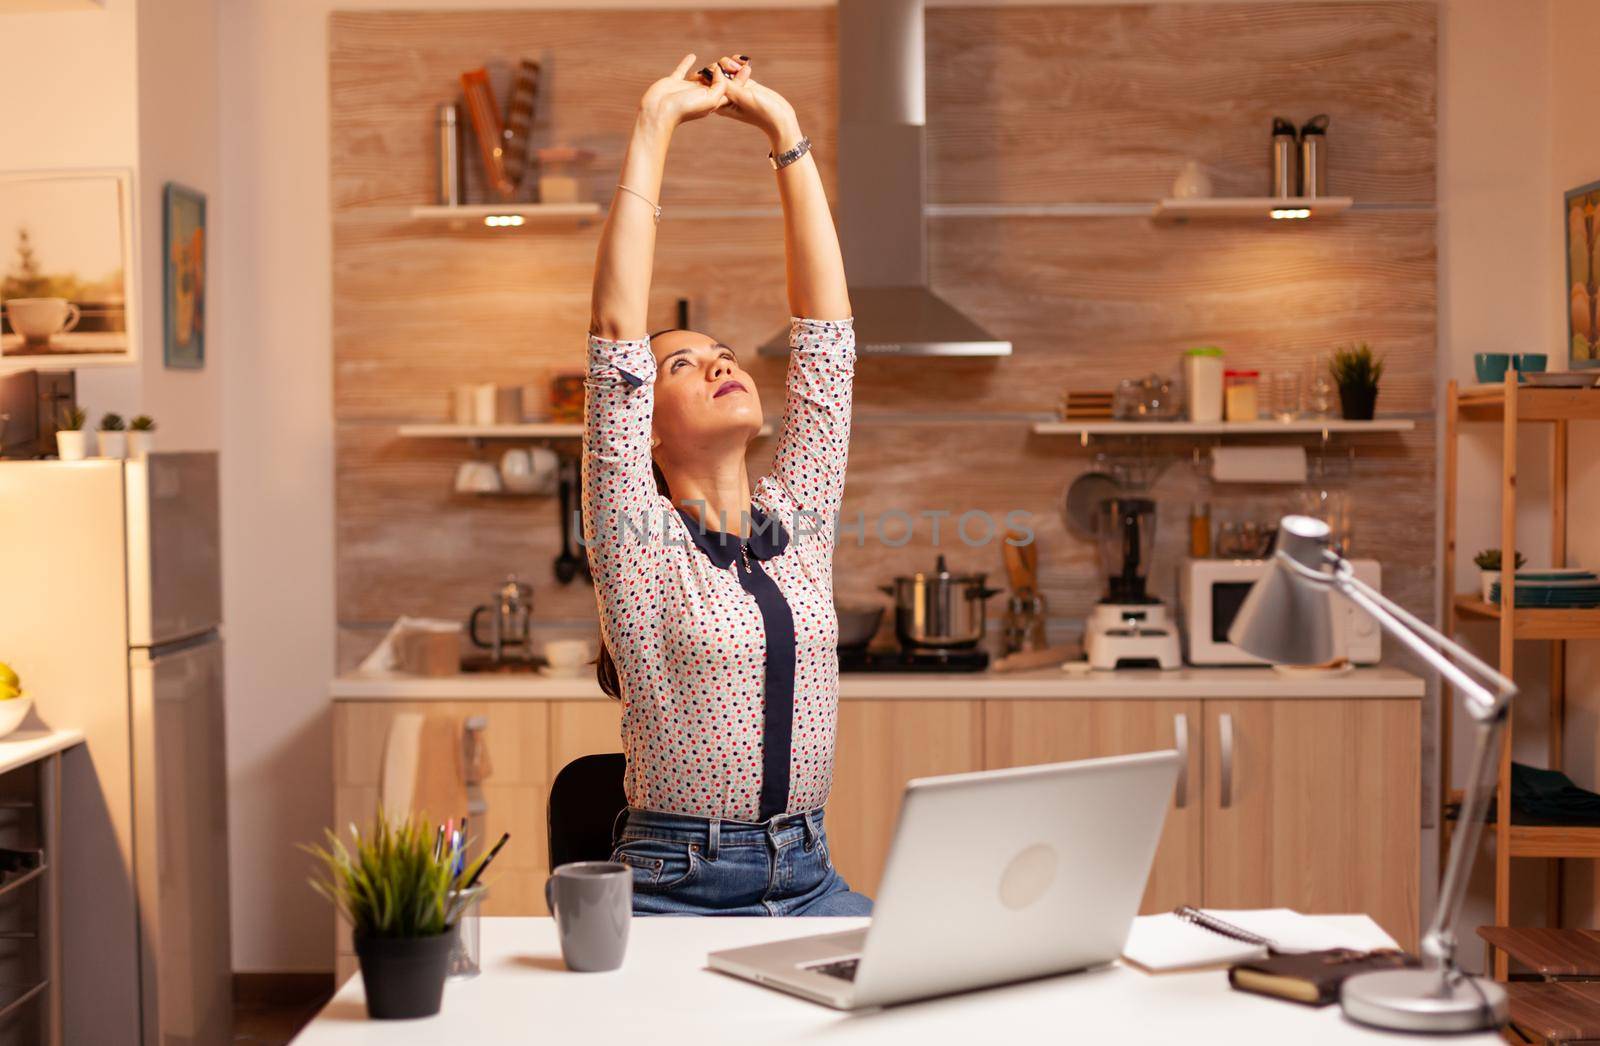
[759,0,1011,357]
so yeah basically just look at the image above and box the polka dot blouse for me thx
[582,317,856,822]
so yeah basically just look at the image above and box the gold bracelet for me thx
[615,183,661,224]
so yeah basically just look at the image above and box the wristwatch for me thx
[769,135,812,171]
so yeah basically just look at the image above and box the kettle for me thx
[469,574,533,662]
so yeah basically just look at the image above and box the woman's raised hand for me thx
[705,56,801,148]
[638,53,730,131]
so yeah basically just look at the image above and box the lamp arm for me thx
[1293,551,1517,984]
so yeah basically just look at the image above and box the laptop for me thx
[707,749,1180,1009]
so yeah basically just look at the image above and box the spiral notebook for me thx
[1121,907,1382,974]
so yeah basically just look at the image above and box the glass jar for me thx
[1224,369,1261,422]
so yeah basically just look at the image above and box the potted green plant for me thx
[1474,548,1526,604]
[55,406,89,461]
[97,413,127,459]
[1330,343,1385,421]
[128,415,157,458]
[305,811,484,1020]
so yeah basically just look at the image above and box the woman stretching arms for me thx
[583,52,869,916]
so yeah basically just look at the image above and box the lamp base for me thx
[1339,968,1507,1033]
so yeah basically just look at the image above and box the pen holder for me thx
[446,884,488,980]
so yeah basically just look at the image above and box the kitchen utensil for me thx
[1001,530,1048,655]
[1270,370,1302,421]
[1171,160,1212,200]
[460,68,516,200]
[454,461,502,494]
[1183,347,1224,422]
[436,103,464,206]
[1084,497,1182,670]
[1514,353,1548,380]
[0,697,31,739]
[1058,389,1115,419]
[469,575,533,663]
[545,862,631,972]
[1063,470,1122,539]
[541,638,590,674]
[835,603,885,649]
[880,555,1001,649]
[1299,114,1329,197]
[1270,117,1298,197]
[499,448,536,493]
[501,59,540,190]
[1523,371,1598,387]
[554,460,582,584]
[1473,353,1511,384]
[446,884,488,979]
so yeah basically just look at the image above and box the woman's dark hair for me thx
[594,448,673,700]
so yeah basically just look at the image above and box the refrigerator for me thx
[0,453,231,1044]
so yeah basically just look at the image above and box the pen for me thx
[461,832,510,892]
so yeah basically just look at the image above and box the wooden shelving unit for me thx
[1033,417,1414,438]
[1443,373,1600,980]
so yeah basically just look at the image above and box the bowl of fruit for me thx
[0,663,30,739]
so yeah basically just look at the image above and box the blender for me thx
[1084,497,1182,670]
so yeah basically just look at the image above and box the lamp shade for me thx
[1227,516,1339,665]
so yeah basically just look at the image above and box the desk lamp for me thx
[1228,515,1515,1033]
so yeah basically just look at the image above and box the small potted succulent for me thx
[128,415,157,458]
[55,406,89,461]
[306,811,485,1020]
[1474,548,1526,604]
[1330,342,1385,421]
[97,413,127,459]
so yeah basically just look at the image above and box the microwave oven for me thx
[1179,557,1382,666]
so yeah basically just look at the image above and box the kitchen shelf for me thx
[1151,196,1353,224]
[408,203,601,229]
[1032,418,1414,437]
[399,422,773,440]
[1452,595,1600,640]
[1455,381,1600,422]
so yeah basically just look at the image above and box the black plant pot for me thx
[354,929,456,1020]
[1338,384,1378,421]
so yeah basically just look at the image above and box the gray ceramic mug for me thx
[545,861,631,972]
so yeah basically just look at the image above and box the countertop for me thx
[293,915,1489,1045]
[0,728,84,775]
[330,665,1424,701]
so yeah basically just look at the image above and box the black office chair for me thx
[547,753,628,871]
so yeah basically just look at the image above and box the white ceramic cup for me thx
[472,384,499,426]
[7,298,81,343]
[542,639,590,674]
[499,448,535,493]
[454,460,502,494]
[527,447,559,494]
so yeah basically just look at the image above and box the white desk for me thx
[294,916,1500,1044]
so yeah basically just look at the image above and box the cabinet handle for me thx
[1173,712,1190,809]
[1219,712,1235,809]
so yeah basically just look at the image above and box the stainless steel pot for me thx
[879,556,1002,649]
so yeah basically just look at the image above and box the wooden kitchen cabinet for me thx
[824,700,985,897]
[1202,699,1419,950]
[984,700,1202,914]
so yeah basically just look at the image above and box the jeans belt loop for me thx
[802,809,819,850]
[707,816,720,861]
[610,806,630,851]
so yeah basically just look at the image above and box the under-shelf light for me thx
[1270,207,1311,220]
[483,214,526,228]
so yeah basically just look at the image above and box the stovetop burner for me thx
[838,645,990,673]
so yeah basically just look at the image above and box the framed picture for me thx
[163,183,206,369]
[1566,179,1600,369]
[0,168,138,369]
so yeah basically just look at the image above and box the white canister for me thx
[472,383,499,426]
[1183,347,1225,423]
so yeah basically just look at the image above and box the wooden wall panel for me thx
[329,4,1438,670]
[926,2,1437,204]
[328,9,837,213]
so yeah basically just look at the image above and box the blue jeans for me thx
[609,806,875,917]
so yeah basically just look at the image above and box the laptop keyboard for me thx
[808,957,860,982]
